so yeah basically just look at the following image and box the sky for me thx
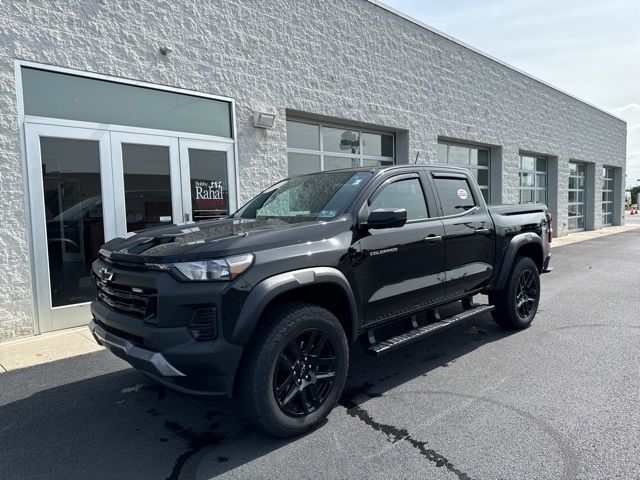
[382,0,640,187]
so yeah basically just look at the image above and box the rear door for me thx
[429,171,495,298]
[351,172,445,325]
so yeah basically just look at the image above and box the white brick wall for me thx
[0,0,627,340]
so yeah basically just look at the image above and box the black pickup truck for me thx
[90,165,552,437]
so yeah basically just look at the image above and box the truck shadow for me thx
[0,306,516,480]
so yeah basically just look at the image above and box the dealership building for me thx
[0,0,627,341]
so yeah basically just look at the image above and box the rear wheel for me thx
[239,302,348,437]
[489,256,540,329]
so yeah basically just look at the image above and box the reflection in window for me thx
[438,142,490,203]
[41,137,103,307]
[370,179,428,220]
[286,119,394,176]
[121,143,172,232]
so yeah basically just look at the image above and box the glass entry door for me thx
[26,124,237,333]
[110,132,182,236]
[179,139,237,221]
[26,124,117,332]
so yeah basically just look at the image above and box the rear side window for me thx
[369,178,429,220]
[433,177,477,216]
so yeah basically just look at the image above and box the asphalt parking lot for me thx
[1,230,639,480]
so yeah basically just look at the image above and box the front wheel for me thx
[489,256,541,329]
[238,302,349,437]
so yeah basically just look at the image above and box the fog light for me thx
[188,307,217,341]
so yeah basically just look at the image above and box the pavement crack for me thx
[340,390,473,480]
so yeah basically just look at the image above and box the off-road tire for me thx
[238,302,349,438]
[489,256,540,329]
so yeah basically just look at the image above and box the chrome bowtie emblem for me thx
[99,267,114,283]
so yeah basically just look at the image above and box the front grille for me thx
[95,278,156,320]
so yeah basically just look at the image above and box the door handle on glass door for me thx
[424,235,442,244]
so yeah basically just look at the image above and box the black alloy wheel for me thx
[489,256,540,329]
[273,329,337,417]
[515,269,538,319]
[239,302,348,437]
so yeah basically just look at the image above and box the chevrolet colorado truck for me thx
[90,165,552,437]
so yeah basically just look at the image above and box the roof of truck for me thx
[295,164,472,176]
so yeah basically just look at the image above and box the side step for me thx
[367,305,495,356]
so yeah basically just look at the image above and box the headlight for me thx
[150,253,254,281]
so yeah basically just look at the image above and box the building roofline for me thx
[367,0,626,123]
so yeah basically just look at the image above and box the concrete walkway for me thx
[0,326,103,372]
[1,220,639,373]
[551,223,640,248]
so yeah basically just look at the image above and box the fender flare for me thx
[231,267,358,345]
[492,233,543,291]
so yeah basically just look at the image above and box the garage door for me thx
[568,162,586,232]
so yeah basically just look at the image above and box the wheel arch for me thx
[231,267,359,346]
[491,233,544,291]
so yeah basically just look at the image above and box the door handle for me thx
[424,235,442,244]
[475,228,491,235]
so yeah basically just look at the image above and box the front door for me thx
[26,123,237,333]
[351,174,446,325]
[110,132,182,235]
[26,124,117,331]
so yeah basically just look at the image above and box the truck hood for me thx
[100,216,353,264]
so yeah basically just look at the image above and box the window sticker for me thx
[457,188,469,200]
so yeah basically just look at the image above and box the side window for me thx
[432,177,477,216]
[369,178,428,220]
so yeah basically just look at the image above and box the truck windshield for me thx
[234,171,372,223]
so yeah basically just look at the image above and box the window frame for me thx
[287,118,395,174]
[354,171,439,224]
[429,172,481,218]
[518,154,548,205]
[437,141,491,203]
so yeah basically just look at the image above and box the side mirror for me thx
[365,208,407,229]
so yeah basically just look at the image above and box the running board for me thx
[367,305,495,356]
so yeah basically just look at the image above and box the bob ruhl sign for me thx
[194,180,226,207]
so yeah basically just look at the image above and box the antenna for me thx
[414,151,420,164]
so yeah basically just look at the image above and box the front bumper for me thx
[89,258,245,396]
[90,319,185,377]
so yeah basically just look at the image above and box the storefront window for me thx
[286,119,394,176]
[22,68,232,138]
